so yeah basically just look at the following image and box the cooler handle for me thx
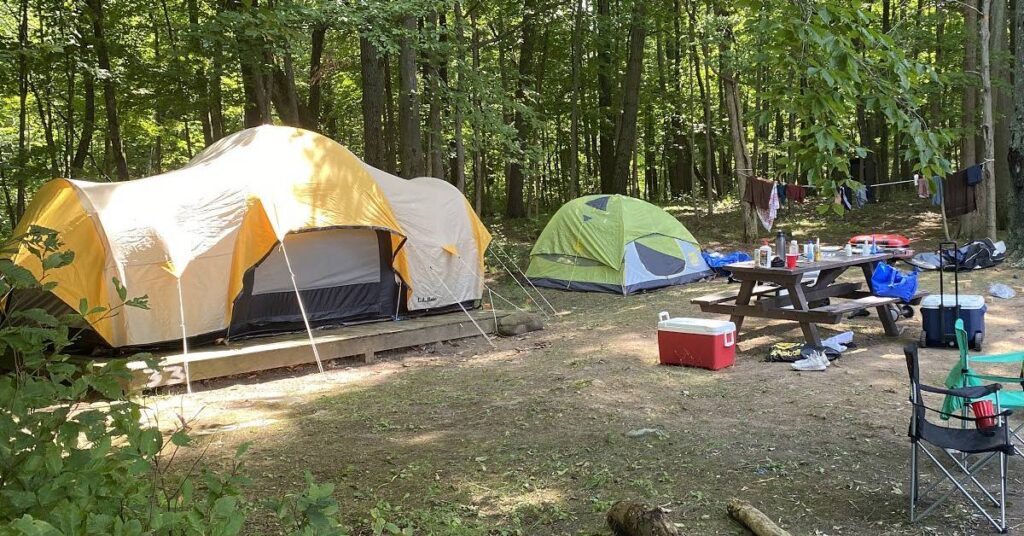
[723,331,735,348]
[658,311,670,322]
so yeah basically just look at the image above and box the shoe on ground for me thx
[792,351,828,372]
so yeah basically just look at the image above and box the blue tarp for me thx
[702,251,752,275]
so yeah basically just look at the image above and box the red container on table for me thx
[848,234,910,249]
[657,313,736,370]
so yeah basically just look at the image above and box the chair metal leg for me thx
[915,444,1008,532]
[1000,452,1007,533]
[910,442,918,522]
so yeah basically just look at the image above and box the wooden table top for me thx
[725,252,898,276]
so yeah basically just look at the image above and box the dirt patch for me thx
[144,197,1024,535]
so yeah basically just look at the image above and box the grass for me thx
[152,193,1024,535]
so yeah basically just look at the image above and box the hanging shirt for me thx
[742,176,776,210]
[917,176,930,198]
[931,177,943,207]
[785,184,806,203]
[776,183,787,206]
[944,168,977,217]
[966,164,984,186]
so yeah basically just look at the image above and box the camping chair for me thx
[942,318,1024,455]
[905,344,1014,532]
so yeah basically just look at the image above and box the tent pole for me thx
[278,238,325,373]
[454,254,527,313]
[174,276,193,394]
[425,262,496,348]
[491,243,557,314]
[486,247,552,318]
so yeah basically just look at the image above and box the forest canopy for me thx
[0,0,1018,241]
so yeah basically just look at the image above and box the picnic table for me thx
[691,252,923,346]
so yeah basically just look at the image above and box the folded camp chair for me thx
[905,344,1014,532]
[942,318,1024,455]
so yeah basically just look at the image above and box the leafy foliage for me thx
[0,229,348,535]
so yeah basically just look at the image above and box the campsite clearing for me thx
[146,197,1024,535]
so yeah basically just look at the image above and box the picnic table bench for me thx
[691,252,923,346]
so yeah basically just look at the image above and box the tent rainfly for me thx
[4,125,491,348]
[525,195,712,295]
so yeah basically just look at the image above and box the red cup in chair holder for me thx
[971,400,997,430]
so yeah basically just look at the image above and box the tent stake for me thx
[278,238,325,373]
[174,276,193,394]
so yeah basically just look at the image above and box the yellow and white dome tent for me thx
[5,125,491,350]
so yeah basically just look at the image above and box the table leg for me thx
[729,279,756,335]
[785,280,823,347]
[861,262,900,336]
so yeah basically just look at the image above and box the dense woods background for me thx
[1,0,1021,243]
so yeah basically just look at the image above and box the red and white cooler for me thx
[656,312,736,370]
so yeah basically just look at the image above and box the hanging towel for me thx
[966,164,984,186]
[755,183,780,231]
[785,184,806,203]
[776,183,787,206]
[931,177,943,207]
[853,186,868,208]
[838,186,853,210]
[917,175,930,198]
[742,176,775,210]
[943,168,977,217]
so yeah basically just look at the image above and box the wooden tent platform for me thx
[125,310,507,390]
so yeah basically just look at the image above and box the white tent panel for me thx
[252,229,381,295]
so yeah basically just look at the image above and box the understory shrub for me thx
[0,228,348,535]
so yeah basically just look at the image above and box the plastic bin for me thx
[657,313,736,370]
[920,294,986,350]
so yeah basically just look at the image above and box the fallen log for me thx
[606,500,679,536]
[726,499,791,536]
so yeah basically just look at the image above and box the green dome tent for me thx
[525,195,713,295]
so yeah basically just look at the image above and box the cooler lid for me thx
[848,234,910,247]
[920,294,986,310]
[658,317,736,335]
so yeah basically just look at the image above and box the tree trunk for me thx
[231,0,269,128]
[720,10,758,242]
[87,0,129,181]
[596,0,616,193]
[1008,0,1024,253]
[450,2,468,192]
[306,24,327,130]
[980,0,997,239]
[611,1,647,195]
[567,0,583,199]
[360,35,387,169]
[992,0,1012,229]
[209,35,225,140]
[471,8,485,213]
[688,4,715,215]
[506,0,539,217]
[15,0,29,217]
[71,71,96,178]
[398,14,424,178]
[383,53,398,173]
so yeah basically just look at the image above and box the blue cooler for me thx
[920,294,986,350]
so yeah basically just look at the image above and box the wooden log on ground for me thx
[496,311,543,336]
[606,500,679,536]
[726,499,791,536]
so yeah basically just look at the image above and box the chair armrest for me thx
[921,382,1001,399]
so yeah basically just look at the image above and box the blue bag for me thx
[871,262,919,303]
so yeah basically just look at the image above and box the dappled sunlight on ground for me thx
[137,197,1024,535]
